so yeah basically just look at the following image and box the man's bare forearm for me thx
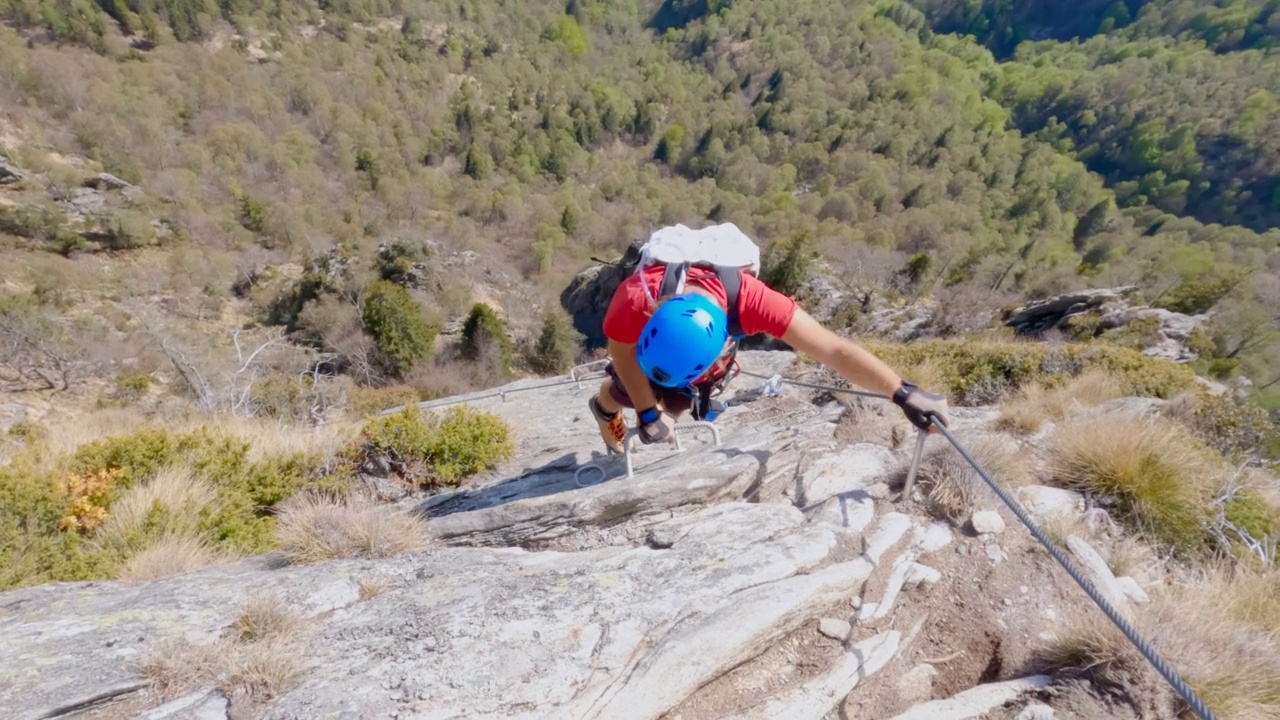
[608,338,659,411]
[819,339,902,397]
[781,309,902,397]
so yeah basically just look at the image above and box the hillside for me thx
[1,2,1280,718]
[0,0,1277,418]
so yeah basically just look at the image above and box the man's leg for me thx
[589,368,630,453]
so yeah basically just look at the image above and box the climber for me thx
[588,223,951,453]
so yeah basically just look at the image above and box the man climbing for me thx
[588,222,951,453]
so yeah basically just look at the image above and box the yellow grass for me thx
[996,369,1124,434]
[233,593,302,644]
[274,491,428,564]
[96,467,220,552]
[119,534,223,581]
[1035,566,1280,720]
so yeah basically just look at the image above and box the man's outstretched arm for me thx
[779,308,949,429]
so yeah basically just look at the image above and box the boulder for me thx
[560,243,641,347]
[0,155,23,184]
[1004,286,1139,335]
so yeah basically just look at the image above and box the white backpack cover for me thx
[636,223,760,304]
[639,222,761,274]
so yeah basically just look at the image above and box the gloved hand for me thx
[892,381,950,431]
[636,407,673,444]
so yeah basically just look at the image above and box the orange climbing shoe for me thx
[589,396,627,454]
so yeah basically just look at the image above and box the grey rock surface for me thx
[0,349,1113,720]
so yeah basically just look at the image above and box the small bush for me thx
[112,372,152,403]
[58,467,123,532]
[760,231,814,299]
[346,384,423,418]
[461,302,513,378]
[1106,315,1165,352]
[361,280,437,376]
[865,338,1197,404]
[1168,391,1280,463]
[1050,415,1222,554]
[359,405,514,486]
[274,492,427,564]
[527,306,582,375]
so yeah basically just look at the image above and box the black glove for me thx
[636,407,673,444]
[892,381,949,431]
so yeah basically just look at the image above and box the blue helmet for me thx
[636,293,729,388]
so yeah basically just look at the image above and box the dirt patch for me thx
[843,496,1108,719]
[664,621,848,719]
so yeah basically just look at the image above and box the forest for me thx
[0,0,1276,412]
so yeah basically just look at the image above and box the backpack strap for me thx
[651,261,745,338]
[713,264,745,339]
[657,261,689,300]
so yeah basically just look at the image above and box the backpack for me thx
[634,222,761,339]
[630,223,761,418]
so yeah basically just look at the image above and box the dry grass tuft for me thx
[220,639,305,702]
[905,435,1035,524]
[1035,566,1280,719]
[274,491,428,564]
[119,534,223,581]
[233,593,302,643]
[996,369,1124,434]
[139,637,222,700]
[140,594,307,704]
[96,467,220,552]
[1050,414,1223,554]
[359,576,388,599]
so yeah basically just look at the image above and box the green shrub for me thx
[105,210,157,249]
[528,307,582,375]
[113,372,152,402]
[359,405,514,488]
[347,384,424,418]
[461,303,513,377]
[1051,415,1219,555]
[361,280,437,376]
[0,426,341,590]
[1104,314,1164,350]
[1062,312,1103,341]
[0,460,116,589]
[1176,392,1280,462]
[760,231,814,299]
[1223,490,1280,546]
[862,338,1198,405]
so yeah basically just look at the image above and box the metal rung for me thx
[575,421,722,484]
[570,359,611,389]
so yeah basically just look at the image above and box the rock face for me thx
[1003,286,1139,334]
[559,242,641,348]
[1005,286,1210,362]
[0,155,24,184]
[0,350,1152,720]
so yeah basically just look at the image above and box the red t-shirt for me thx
[602,265,798,345]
